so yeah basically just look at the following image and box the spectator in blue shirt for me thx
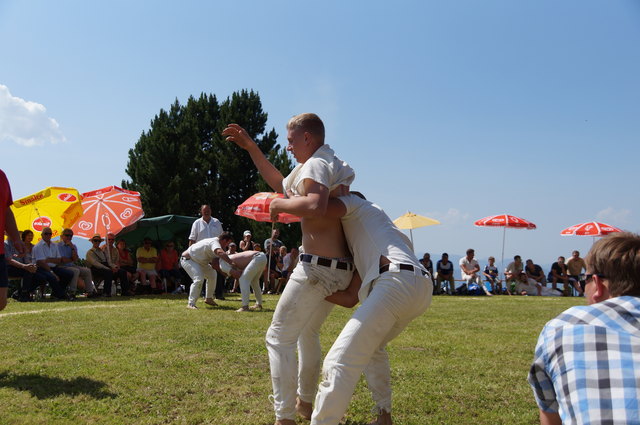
[528,232,640,425]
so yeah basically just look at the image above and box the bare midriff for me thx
[300,216,350,259]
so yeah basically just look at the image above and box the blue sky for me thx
[1,0,638,271]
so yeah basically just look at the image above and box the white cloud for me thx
[596,207,631,225]
[429,208,470,226]
[0,84,66,146]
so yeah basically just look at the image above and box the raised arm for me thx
[222,123,285,192]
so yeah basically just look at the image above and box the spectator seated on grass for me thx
[459,248,492,296]
[103,233,133,296]
[525,259,546,287]
[136,237,160,294]
[57,228,98,297]
[483,256,502,294]
[435,253,455,295]
[566,249,586,292]
[33,227,74,300]
[548,256,581,296]
[528,232,640,424]
[4,238,45,301]
[158,240,181,292]
[504,255,523,292]
[116,239,139,292]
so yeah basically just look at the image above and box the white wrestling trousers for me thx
[266,261,352,421]
[312,269,433,425]
[239,252,266,307]
[181,257,218,305]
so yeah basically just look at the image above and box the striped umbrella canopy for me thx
[474,214,537,269]
[560,221,622,237]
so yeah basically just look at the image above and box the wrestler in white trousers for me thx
[266,261,352,421]
[181,257,217,306]
[311,269,433,425]
[239,252,266,307]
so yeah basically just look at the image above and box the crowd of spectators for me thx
[4,217,299,303]
[420,249,589,297]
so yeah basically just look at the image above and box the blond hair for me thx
[286,113,325,142]
[585,232,640,297]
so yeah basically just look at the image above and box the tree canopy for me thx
[122,90,301,248]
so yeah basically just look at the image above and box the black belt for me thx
[379,263,428,276]
[300,254,353,271]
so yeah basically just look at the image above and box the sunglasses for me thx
[63,234,73,237]
[585,273,606,283]
[42,232,52,236]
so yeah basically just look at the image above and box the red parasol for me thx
[235,192,301,224]
[71,186,145,239]
[474,214,537,270]
[560,221,622,237]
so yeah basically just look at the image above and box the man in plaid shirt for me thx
[528,232,640,425]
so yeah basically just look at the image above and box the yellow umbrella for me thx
[393,212,440,248]
[11,187,83,241]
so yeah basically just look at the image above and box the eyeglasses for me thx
[585,273,606,283]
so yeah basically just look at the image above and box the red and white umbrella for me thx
[235,192,301,224]
[474,214,537,269]
[71,186,145,239]
[560,221,622,237]
[235,192,301,273]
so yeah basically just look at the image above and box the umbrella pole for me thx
[501,227,506,274]
[409,229,414,252]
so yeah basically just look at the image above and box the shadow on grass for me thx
[0,372,117,399]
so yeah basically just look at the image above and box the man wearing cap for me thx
[33,227,74,300]
[181,232,235,309]
[57,228,97,297]
[224,113,355,425]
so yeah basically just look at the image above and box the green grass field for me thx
[0,293,583,425]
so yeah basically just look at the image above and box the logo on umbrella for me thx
[32,216,52,231]
[58,193,78,202]
[77,221,94,231]
[121,208,133,219]
[18,193,45,206]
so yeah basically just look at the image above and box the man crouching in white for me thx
[216,250,267,312]
[181,232,235,309]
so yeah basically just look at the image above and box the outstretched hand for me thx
[222,124,256,151]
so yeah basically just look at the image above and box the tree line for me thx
[122,89,301,249]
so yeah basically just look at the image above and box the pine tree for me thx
[122,90,301,247]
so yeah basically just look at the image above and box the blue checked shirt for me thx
[528,296,640,424]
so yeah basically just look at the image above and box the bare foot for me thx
[369,411,392,425]
[296,397,312,420]
[275,419,297,425]
[204,298,218,307]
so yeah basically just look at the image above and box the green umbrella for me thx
[117,215,197,248]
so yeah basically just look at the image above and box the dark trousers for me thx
[36,267,68,299]
[92,267,131,295]
[7,266,47,296]
[215,273,225,298]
